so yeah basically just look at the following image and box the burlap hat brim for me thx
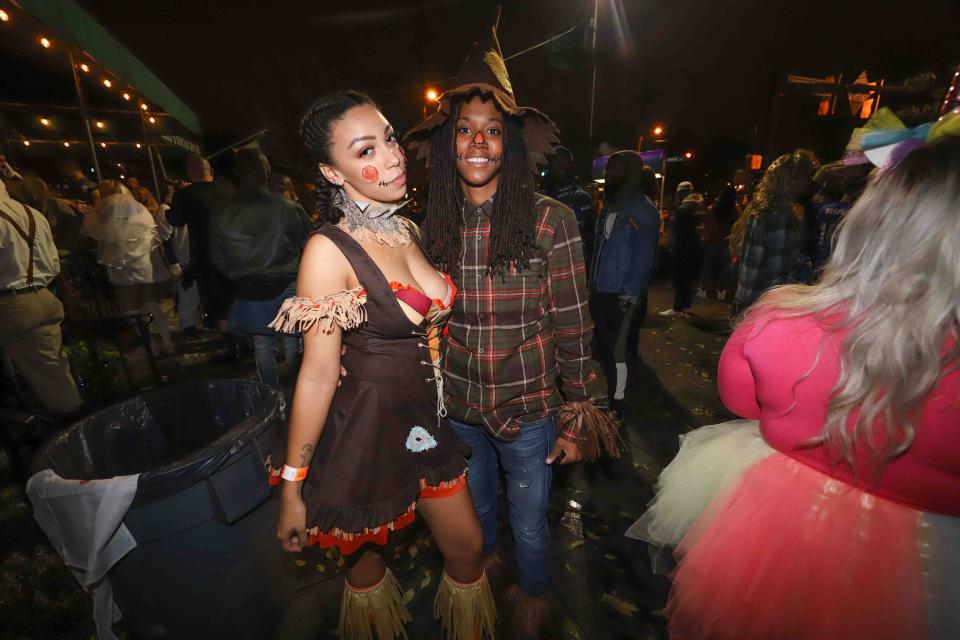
[404,82,560,172]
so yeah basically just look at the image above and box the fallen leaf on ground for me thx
[600,593,639,617]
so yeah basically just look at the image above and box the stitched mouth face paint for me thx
[361,165,380,183]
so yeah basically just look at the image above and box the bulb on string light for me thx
[135,143,142,149]
[100,142,107,148]
[63,142,70,148]
[0,10,9,22]
[140,103,148,111]
[80,63,90,73]
[95,121,105,129]
[122,93,131,101]
[103,79,112,88]
[23,141,30,147]
[148,116,156,124]
[40,37,51,48]
[40,117,50,126]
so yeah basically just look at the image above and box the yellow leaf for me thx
[315,564,326,573]
[294,559,306,567]
[600,593,639,617]
[562,618,583,639]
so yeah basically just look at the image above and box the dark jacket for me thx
[590,193,660,299]
[209,186,313,300]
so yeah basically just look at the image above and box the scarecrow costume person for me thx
[406,16,621,638]
[269,90,495,640]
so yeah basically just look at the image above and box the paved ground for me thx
[0,283,735,640]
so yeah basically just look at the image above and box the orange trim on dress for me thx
[268,471,467,555]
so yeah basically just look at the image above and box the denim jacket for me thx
[589,194,660,299]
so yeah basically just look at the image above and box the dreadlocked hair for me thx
[422,96,537,277]
[299,90,379,225]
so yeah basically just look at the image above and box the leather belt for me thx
[0,284,45,298]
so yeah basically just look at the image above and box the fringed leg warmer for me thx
[434,571,497,640]
[339,568,411,640]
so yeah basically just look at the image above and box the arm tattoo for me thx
[299,443,314,467]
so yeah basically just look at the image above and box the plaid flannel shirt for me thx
[443,194,601,443]
[734,207,802,310]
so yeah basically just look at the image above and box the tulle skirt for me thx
[628,420,960,640]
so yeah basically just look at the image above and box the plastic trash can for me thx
[31,379,296,639]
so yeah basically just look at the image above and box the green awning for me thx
[15,0,202,135]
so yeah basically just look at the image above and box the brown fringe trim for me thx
[435,571,496,640]
[267,287,367,334]
[340,568,411,640]
[557,402,624,462]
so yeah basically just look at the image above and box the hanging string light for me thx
[23,141,30,147]
[102,78,112,88]
[1,10,11,22]
[148,116,156,124]
[40,117,50,126]
[80,63,90,72]
[122,92,131,101]
[39,36,51,48]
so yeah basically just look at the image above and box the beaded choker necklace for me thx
[334,188,411,247]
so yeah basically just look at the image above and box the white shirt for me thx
[0,181,60,289]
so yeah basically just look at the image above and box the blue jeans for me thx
[449,414,556,596]
[253,334,301,388]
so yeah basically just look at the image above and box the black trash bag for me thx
[33,379,280,504]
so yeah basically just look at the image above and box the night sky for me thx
[77,0,960,181]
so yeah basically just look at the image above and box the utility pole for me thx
[588,0,599,141]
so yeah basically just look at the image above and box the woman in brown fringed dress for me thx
[270,90,494,640]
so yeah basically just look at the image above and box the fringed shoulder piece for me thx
[268,287,368,334]
[557,402,624,462]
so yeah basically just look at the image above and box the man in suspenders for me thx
[0,178,82,415]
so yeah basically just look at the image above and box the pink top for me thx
[719,311,960,515]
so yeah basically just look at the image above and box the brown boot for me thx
[482,546,512,600]
[499,584,556,640]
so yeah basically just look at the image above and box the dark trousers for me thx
[700,241,731,297]
[673,273,695,311]
[625,289,648,361]
[590,292,640,400]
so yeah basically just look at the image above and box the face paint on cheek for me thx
[361,165,380,183]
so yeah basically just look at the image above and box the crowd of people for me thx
[2,17,958,640]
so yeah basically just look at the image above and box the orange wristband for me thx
[280,464,309,481]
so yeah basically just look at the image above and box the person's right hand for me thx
[277,493,309,553]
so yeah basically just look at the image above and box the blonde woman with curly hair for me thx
[731,149,819,311]
[629,140,960,640]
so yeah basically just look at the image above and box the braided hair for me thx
[299,90,379,225]
[421,94,537,277]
